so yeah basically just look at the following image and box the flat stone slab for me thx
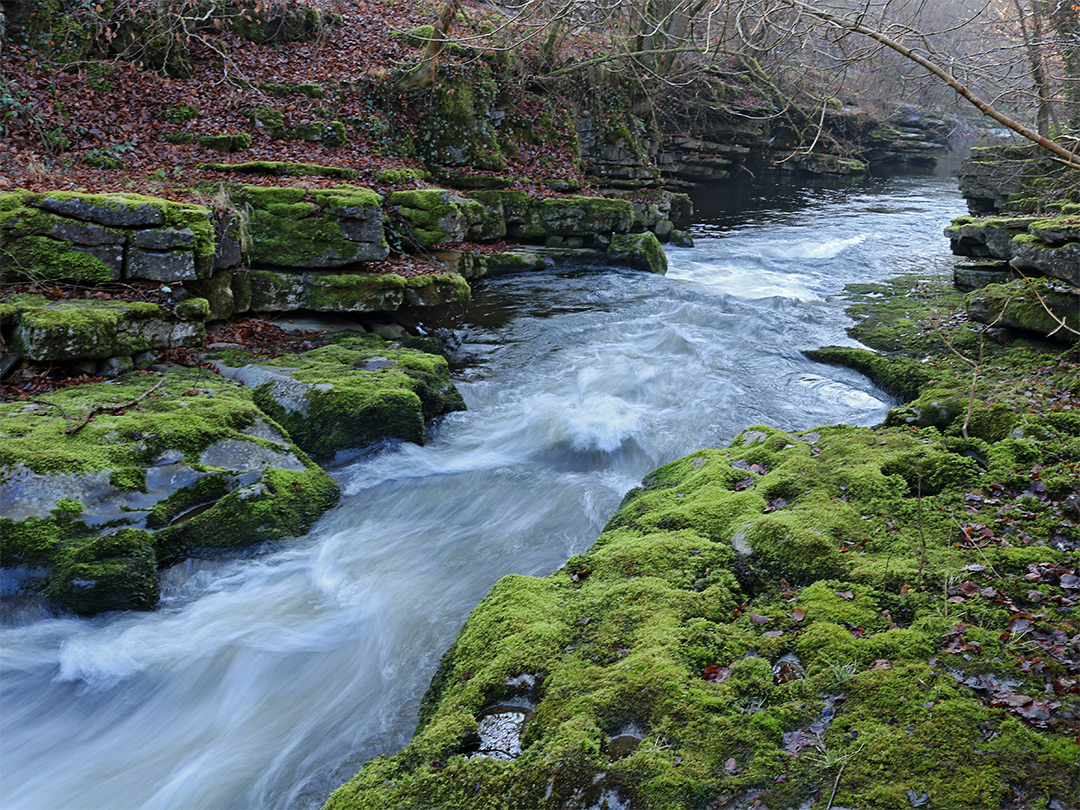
[7,295,207,362]
[35,194,166,228]
[247,270,470,313]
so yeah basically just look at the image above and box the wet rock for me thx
[606,232,667,274]
[0,368,340,616]
[472,706,533,760]
[211,336,464,458]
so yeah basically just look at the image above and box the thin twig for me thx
[825,760,847,810]
[65,376,167,435]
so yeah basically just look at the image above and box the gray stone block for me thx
[36,195,165,227]
[131,227,196,250]
[126,247,197,282]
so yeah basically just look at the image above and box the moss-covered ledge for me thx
[324,270,1079,810]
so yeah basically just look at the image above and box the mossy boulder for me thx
[606,232,667,274]
[231,184,388,267]
[388,188,498,247]
[6,294,207,362]
[966,278,1079,343]
[0,368,340,616]
[213,335,464,458]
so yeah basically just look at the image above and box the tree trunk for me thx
[394,0,460,94]
[775,0,1080,168]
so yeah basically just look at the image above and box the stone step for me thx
[6,294,208,362]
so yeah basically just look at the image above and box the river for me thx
[0,171,964,810]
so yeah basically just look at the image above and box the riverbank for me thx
[324,197,1079,808]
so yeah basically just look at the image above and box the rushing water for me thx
[0,172,963,810]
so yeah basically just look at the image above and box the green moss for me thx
[198,161,357,180]
[0,369,258,476]
[286,120,347,147]
[1,367,343,614]
[161,131,196,145]
[246,106,286,134]
[8,296,205,361]
[388,188,486,246]
[258,82,325,98]
[45,528,159,615]
[109,467,147,493]
[163,103,199,123]
[3,235,117,283]
[805,347,933,401]
[312,185,382,211]
[327,336,1079,808]
[153,464,339,563]
[228,184,382,267]
[518,196,635,239]
[216,335,465,458]
[966,278,1080,342]
[373,167,431,185]
[607,232,667,274]
[198,133,253,152]
[303,273,406,312]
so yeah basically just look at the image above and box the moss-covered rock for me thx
[0,368,341,615]
[246,270,417,312]
[198,133,253,152]
[0,190,216,283]
[231,184,387,267]
[515,195,635,241]
[212,335,465,458]
[418,64,505,172]
[198,160,357,179]
[606,232,667,274]
[388,188,496,247]
[7,294,207,362]
[966,278,1079,343]
[326,265,1080,810]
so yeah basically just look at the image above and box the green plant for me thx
[82,140,135,169]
